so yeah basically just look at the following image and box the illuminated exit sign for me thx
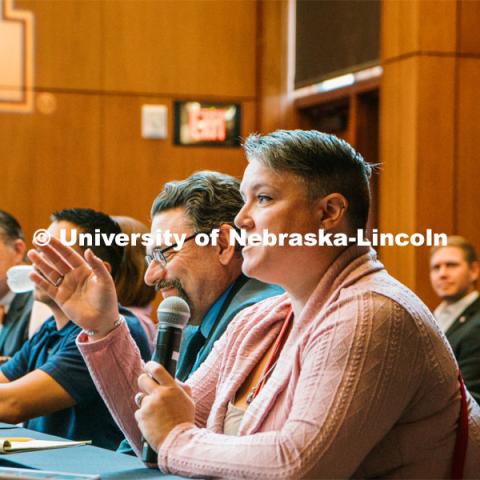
[174,101,241,146]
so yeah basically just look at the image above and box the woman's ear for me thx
[317,193,348,230]
[216,224,237,266]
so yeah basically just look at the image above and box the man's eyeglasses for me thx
[145,233,198,267]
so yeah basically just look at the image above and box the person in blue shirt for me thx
[0,209,150,450]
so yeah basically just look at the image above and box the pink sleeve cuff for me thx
[76,319,127,351]
[157,422,197,473]
[76,320,145,456]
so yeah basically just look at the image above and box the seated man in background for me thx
[0,208,151,450]
[0,210,33,362]
[430,235,480,404]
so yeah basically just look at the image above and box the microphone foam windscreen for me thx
[157,296,190,329]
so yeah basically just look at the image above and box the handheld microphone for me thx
[142,296,190,467]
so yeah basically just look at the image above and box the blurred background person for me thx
[0,210,33,362]
[0,208,151,450]
[113,215,157,350]
[430,235,480,404]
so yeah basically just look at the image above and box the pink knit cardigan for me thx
[78,246,480,478]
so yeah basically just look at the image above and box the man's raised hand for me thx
[28,236,119,337]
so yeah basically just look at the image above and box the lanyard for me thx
[451,373,469,479]
[247,307,293,404]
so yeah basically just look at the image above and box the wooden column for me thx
[256,0,297,133]
[380,0,480,309]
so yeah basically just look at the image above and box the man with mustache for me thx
[145,171,283,381]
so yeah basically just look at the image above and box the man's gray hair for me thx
[243,130,373,229]
[151,171,243,233]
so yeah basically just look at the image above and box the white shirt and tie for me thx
[434,290,480,333]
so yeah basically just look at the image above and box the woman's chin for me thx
[240,252,258,278]
[241,252,270,283]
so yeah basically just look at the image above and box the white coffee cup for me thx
[6,265,35,293]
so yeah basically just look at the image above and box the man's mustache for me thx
[155,279,183,292]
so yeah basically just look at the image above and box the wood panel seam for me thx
[452,0,461,234]
[254,0,262,131]
[383,51,480,65]
[26,86,257,102]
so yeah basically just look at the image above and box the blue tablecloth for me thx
[0,423,20,429]
[0,426,183,479]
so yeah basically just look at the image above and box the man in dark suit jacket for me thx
[0,210,33,361]
[430,235,480,404]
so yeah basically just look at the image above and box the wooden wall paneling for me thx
[456,58,480,248]
[354,90,379,231]
[103,0,257,98]
[416,0,457,53]
[29,92,103,243]
[257,0,296,133]
[17,0,102,91]
[1,94,35,243]
[345,94,357,147]
[380,57,418,285]
[381,0,457,61]
[381,0,418,61]
[415,56,456,236]
[354,93,378,164]
[0,92,102,247]
[458,0,480,54]
[415,57,456,307]
[381,55,456,307]
[381,0,461,309]
[100,95,254,220]
[101,95,186,222]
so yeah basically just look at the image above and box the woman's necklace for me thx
[245,307,294,405]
